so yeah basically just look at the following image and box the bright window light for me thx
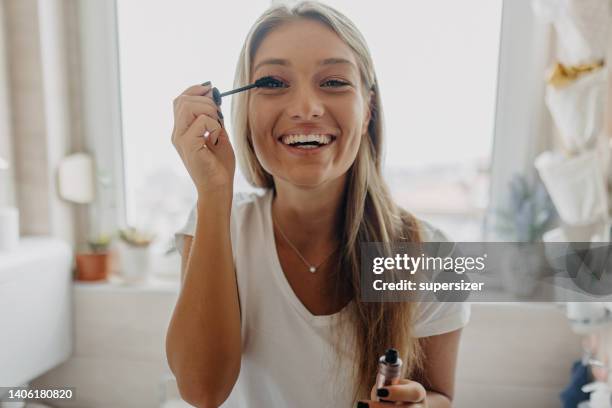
[116,0,502,251]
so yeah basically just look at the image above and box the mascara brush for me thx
[210,76,276,106]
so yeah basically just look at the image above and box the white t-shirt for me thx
[175,189,470,407]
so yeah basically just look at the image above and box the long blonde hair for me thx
[231,1,425,402]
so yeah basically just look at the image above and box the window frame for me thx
[486,0,554,238]
[78,0,127,235]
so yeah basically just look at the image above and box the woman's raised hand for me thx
[172,82,235,198]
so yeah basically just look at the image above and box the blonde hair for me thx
[231,1,425,402]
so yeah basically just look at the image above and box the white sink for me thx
[0,237,72,388]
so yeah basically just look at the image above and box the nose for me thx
[286,84,324,121]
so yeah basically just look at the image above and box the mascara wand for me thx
[211,76,276,107]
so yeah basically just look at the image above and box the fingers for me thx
[181,113,224,153]
[172,86,224,142]
[375,381,426,403]
[172,82,224,142]
[173,95,223,139]
[179,82,213,97]
[365,380,427,407]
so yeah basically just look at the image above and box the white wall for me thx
[2,0,78,244]
[0,2,16,207]
[455,303,581,408]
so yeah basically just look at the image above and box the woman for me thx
[166,2,470,407]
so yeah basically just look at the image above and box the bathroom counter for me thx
[73,274,180,293]
[0,236,71,281]
[0,236,73,388]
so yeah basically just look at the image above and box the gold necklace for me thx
[272,213,339,273]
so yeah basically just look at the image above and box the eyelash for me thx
[259,77,349,89]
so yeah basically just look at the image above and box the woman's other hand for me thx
[172,82,235,197]
[357,379,428,407]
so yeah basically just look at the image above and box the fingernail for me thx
[201,81,211,86]
[212,87,222,106]
[376,388,389,397]
[217,110,224,120]
[356,402,369,408]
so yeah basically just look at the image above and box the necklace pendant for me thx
[309,266,316,273]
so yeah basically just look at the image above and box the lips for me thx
[278,140,334,155]
[277,127,338,145]
[278,134,336,146]
[275,135,336,156]
[274,126,339,156]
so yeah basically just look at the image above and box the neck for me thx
[271,175,346,253]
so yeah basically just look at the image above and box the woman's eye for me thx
[257,77,349,89]
[260,78,288,88]
[321,79,349,87]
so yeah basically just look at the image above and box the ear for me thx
[361,89,374,136]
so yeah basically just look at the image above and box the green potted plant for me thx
[75,234,112,281]
[117,227,155,283]
[493,173,557,297]
[494,174,557,243]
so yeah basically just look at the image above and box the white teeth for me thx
[280,134,333,146]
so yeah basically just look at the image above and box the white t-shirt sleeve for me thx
[412,219,471,338]
[174,192,258,261]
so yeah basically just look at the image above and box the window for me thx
[319,0,502,241]
[115,0,502,272]
[115,0,270,263]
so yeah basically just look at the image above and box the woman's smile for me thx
[275,126,339,157]
[277,135,336,156]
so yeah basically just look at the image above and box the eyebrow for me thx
[253,57,356,73]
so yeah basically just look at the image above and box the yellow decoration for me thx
[546,60,605,88]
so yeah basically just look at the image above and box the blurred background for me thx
[0,0,611,407]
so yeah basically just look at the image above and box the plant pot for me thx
[117,241,151,284]
[75,252,110,281]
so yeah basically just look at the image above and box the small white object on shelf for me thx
[566,303,612,334]
[567,302,607,322]
[116,241,151,284]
